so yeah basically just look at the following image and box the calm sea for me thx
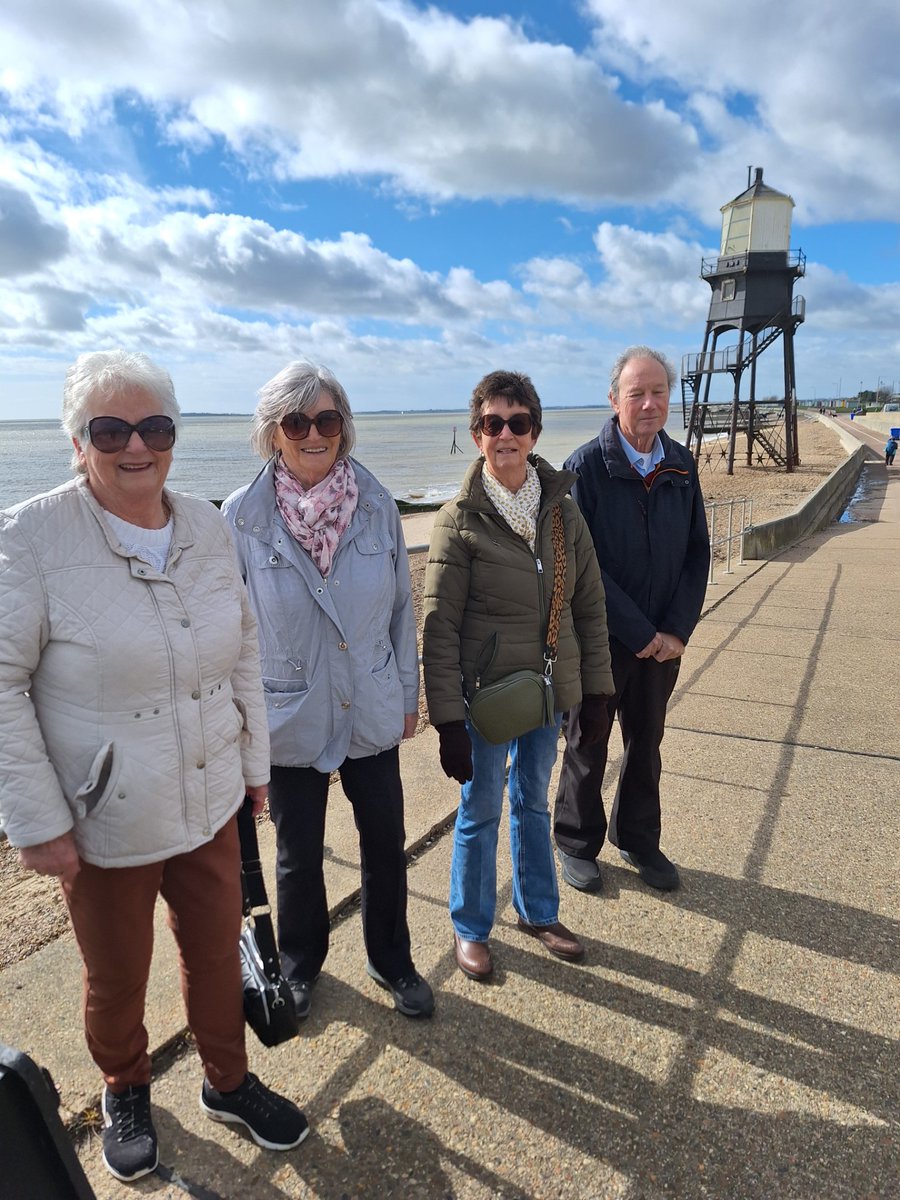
[0,409,687,511]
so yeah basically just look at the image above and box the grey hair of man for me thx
[61,350,181,475]
[609,345,677,400]
[251,360,357,461]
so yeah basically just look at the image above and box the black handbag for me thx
[237,797,299,1047]
[467,504,567,745]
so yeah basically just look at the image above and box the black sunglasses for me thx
[478,412,534,437]
[84,415,177,454]
[280,410,344,441]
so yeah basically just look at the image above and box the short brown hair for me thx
[468,370,543,436]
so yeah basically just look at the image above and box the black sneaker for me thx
[200,1073,309,1150]
[558,850,603,892]
[619,847,680,891]
[366,961,435,1017]
[101,1083,158,1182]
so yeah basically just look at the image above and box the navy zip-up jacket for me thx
[565,417,709,655]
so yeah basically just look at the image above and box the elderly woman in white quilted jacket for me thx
[0,351,307,1184]
[222,361,433,1024]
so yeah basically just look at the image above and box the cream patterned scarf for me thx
[274,454,359,576]
[481,460,541,551]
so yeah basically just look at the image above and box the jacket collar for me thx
[456,454,576,513]
[74,475,196,562]
[600,415,681,481]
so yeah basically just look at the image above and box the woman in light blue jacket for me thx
[222,361,433,1021]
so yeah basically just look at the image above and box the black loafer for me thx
[619,848,680,891]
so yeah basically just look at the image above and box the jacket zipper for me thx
[535,555,545,646]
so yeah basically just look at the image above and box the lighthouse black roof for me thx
[722,166,794,211]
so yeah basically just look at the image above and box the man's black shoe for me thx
[288,978,317,1021]
[366,961,435,1017]
[558,850,603,892]
[619,848,680,891]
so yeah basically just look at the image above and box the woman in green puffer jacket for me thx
[423,370,613,983]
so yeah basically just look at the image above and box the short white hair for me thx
[61,350,180,474]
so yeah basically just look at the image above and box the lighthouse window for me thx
[721,279,736,301]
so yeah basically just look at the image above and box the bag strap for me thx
[236,796,282,986]
[543,504,567,671]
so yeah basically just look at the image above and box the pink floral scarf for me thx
[274,454,359,576]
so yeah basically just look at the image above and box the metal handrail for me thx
[705,497,753,584]
[412,498,754,591]
[700,249,806,277]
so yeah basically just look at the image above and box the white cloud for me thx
[582,0,900,223]
[520,222,711,328]
[1,0,696,204]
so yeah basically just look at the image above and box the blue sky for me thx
[2,0,899,419]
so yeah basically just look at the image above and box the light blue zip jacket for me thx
[222,458,419,773]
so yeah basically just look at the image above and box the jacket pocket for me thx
[232,696,250,745]
[72,742,118,819]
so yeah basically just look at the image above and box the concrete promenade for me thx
[1,430,898,1197]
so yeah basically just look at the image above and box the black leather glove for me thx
[578,695,613,747]
[436,721,474,783]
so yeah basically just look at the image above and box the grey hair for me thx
[250,360,356,461]
[609,345,676,400]
[61,350,180,475]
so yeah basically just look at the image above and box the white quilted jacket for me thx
[0,478,270,867]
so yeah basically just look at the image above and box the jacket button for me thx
[197,761,205,769]
[192,690,200,700]
[269,556,279,565]
[181,618,191,627]
[316,587,324,594]
[236,518,245,526]
[252,525,261,532]
[341,700,351,710]
[338,641,348,651]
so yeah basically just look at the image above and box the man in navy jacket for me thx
[554,346,709,892]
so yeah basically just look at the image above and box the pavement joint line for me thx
[667,723,900,762]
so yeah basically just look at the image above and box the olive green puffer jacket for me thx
[423,455,613,727]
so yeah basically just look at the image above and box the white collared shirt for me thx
[616,426,664,477]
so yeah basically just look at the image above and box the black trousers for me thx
[554,639,680,860]
[268,747,413,984]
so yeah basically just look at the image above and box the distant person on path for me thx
[222,361,433,1021]
[423,370,613,981]
[554,346,709,894]
[0,350,307,1184]
[885,436,897,466]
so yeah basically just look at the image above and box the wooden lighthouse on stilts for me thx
[682,168,805,474]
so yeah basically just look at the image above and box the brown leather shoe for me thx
[454,932,493,980]
[516,918,584,962]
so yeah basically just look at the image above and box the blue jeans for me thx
[450,716,562,942]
